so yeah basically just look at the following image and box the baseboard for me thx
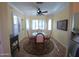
[0,53,11,57]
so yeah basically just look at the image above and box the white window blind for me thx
[32,20,38,30]
[39,20,45,30]
[26,18,52,31]
[48,19,52,30]
[26,19,29,30]
[32,20,45,30]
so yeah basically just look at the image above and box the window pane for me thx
[26,19,29,30]
[13,15,19,36]
[13,15,18,24]
[42,20,45,30]
[32,19,45,30]
[32,20,36,30]
[36,20,38,29]
[48,19,52,30]
[38,20,45,30]
[39,20,42,29]
[32,20,38,30]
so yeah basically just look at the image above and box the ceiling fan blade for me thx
[42,11,48,13]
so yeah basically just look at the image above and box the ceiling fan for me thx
[37,8,48,15]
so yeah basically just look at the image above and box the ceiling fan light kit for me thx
[37,8,48,16]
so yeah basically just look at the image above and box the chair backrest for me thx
[36,33,45,43]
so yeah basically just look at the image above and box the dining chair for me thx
[35,33,45,50]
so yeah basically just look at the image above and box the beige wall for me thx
[0,3,11,56]
[52,4,71,49]
[19,16,26,41]
[0,3,26,56]
[0,9,4,55]
[9,4,27,41]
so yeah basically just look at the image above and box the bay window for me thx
[26,18,52,36]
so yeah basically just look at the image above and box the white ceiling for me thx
[9,2,69,16]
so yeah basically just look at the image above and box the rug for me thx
[23,40,54,56]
